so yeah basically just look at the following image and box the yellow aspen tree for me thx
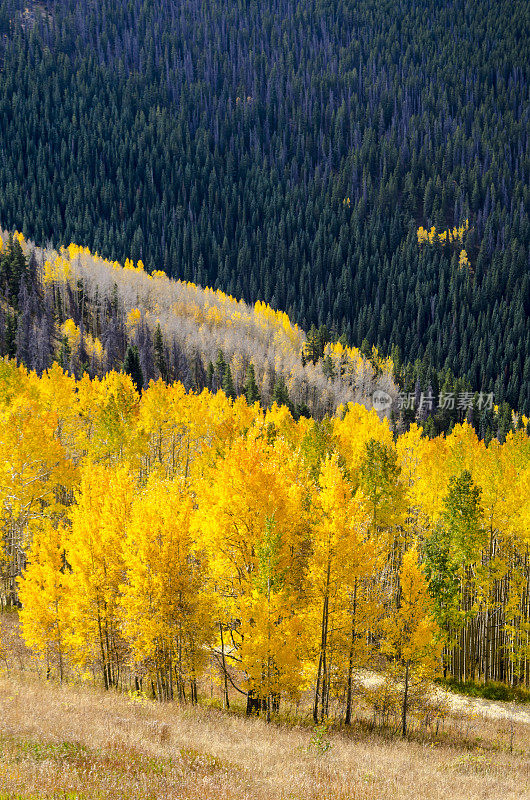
[382,547,443,737]
[0,361,75,606]
[120,479,214,702]
[358,437,407,627]
[239,517,308,721]
[18,521,69,681]
[333,404,394,478]
[66,464,134,688]
[77,372,141,467]
[309,454,372,723]
[137,380,191,479]
[195,431,310,713]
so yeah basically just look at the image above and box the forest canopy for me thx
[1,357,530,724]
[0,0,527,411]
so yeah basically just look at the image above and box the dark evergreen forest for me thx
[0,0,528,411]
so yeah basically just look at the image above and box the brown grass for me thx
[0,674,529,800]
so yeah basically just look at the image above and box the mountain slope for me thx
[0,0,528,410]
[0,229,396,417]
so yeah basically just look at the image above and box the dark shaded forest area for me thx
[0,0,528,412]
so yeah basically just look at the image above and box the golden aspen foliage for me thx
[194,431,310,705]
[458,249,471,270]
[239,518,309,718]
[417,220,469,249]
[0,360,75,605]
[18,521,69,681]
[120,479,213,702]
[76,372,141,466]
[382,547,443,736]
[66,465,134,688]
[195,432,309,598]
[308,454,373,722]
[0,352,528,710]
[333,403,394,481]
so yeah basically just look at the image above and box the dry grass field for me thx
[0,673,528,800]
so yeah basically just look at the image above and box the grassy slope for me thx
[0,675,528,800]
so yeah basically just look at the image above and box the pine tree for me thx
[272,377,293,413]
[58,335,71,371]
[304,325,321,364]
[222,363,235,400]
[124,344,144,393]
[154,323,168,383]
[243,363,260,404]
[215,350,226,385]
[5,311,17,358]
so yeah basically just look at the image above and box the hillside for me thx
[1,229,523,441]
[0,0,528,412]
[0,229,396,418]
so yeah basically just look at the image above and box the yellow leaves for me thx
[18,520,69,662]
[240,588,308,700]
[20,234,392,412]
[63,313,105,362]
[417,226,430,245]
[333,403,393,477]
[124,258,145,273]
[42,254,72,283]
[383,547,443,668]
[61,318,81,349]
[4,347,530,699]
[311,454,372,590]
[65,464,135,669]
[0,360,76,547]
[126,307,142,328]
[417,220,469,249]
[120,479,213,677]
[206,305,223,327]
[194,433,309,597]
[458,249,471,270]
[511,466,530,547]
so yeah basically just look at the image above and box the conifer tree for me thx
[154,323,168,383]
[124,344,144,393]
[243,363,260,404]
[222,363,235,400]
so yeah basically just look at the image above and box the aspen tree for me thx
[66,465,134,688]
[120,479,213,702]
[18,521,69,681]
[240,518,307,720]
[195,432,309,712]
[382,547,443,737]
[309,454,371,723]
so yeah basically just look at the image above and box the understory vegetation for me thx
[0,667,528,800]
